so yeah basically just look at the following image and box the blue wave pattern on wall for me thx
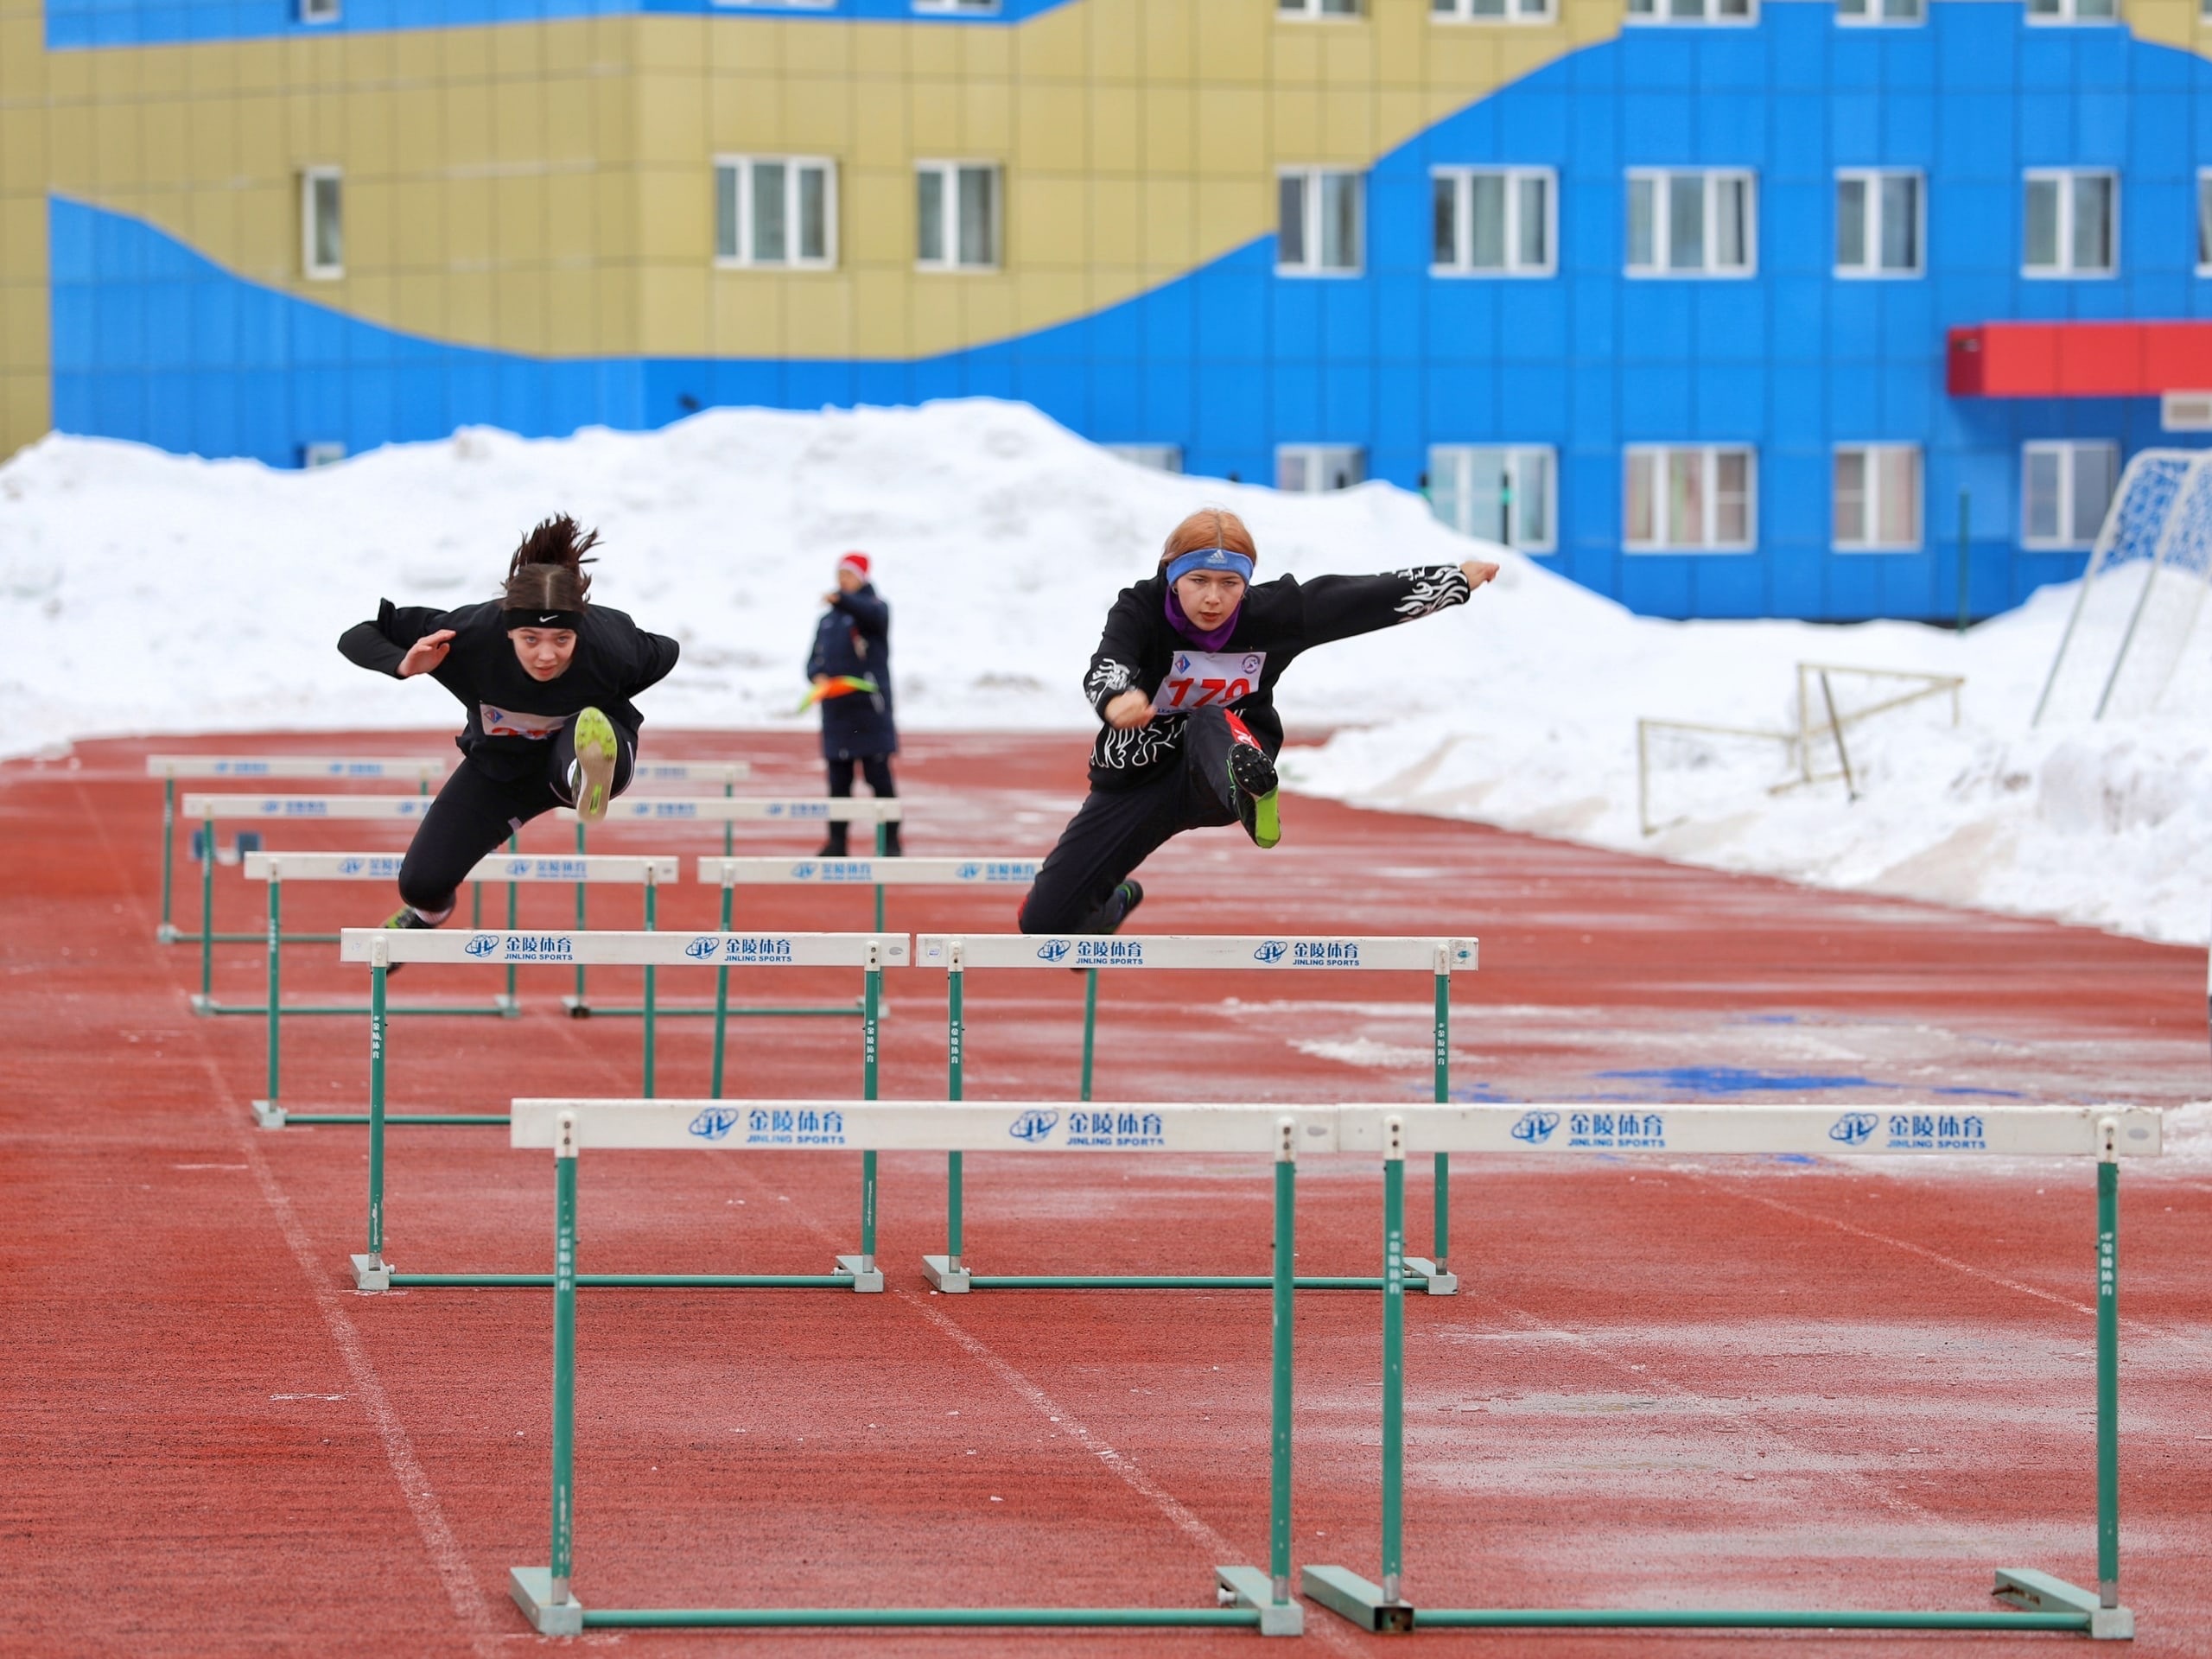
[46,0,1073,51]
[49,4,2212,618]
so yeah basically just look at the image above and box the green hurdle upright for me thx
[148,755,441,944]
[245,852,678,1128]
[916,933,1478,1295]
[342,925,904,1294]
[505,1098,1306,1637]
[1300,1103,2158,1639]
[554,797,902,1019]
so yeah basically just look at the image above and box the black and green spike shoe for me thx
[1230,743,1281,850]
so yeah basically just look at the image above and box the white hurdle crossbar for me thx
[695,856,1043,1087]
[338,926,909,1294]
[242,853,678,1127]
[912,934,1478,1294]
[505,1099,2157,1640]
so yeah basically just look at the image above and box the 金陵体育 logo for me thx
[1510,1110,1560,1145]
[689,1108,739,1141]
[1007,1109,1061,1143]
[1034,939,1072,963]
[464,934,501,958]
[1253,940,1288,964]
[1829,1113,1879,1147]
[684,936,721,960]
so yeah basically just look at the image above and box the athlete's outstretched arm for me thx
[1294,560,1497,647]
[1084,585,1157,729]
[337,600,454,678]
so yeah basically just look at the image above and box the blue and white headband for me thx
[1164,545,1255,585]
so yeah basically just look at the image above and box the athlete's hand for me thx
[1460,559,1501,591]
[398,629,455,677]
[1103,689,1154,730]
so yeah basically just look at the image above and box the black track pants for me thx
[397,715,636,915]
[1018,706,1244,935]
[823,753,898,855]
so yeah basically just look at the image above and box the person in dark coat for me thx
[806,551,900,856]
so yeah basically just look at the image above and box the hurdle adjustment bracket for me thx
[920,1254,971,1293]
[509,1567,584,1637]
[1402,1256,1458,1296]
[350,1253,391,1293]
[1993,1569,2133,1639]
[1216,1567,1303,1637]
[1300,1566,1414,1633]
[559,994,593,1020]
[251,1099,287,1130]
[834,1254,885,1294]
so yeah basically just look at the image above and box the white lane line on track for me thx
[71,777,501,1656]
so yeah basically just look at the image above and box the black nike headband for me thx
[505,607,584,633]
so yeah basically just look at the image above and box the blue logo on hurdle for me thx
[957,863,981,880]
[338,857,365,875]
[463,934,501,958]
[1829,1113,1879,1147]
[684,936,721,960]
[1510,1110,1560,1145]
[689,1108,739,1141]
[1253,940,1288,964]
[1008,1109,1061,1142]
[1034,939,1072,963]
[792,862,818,880]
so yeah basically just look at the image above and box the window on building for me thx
[715,157,836,269]
[2025,0,2117,22]
[1625,0,1755,23]
[2197,171,2212,274]
[1105,444,1184,474]
[1835,0,1921,20]
[1624,446,1756,551]
[1432,168,1554,276]
[1279,0,1362,15]
[2024,170,2116,276]
[1626,170,1755,276]
[1432,0,1553,20]
[300,441,346,468]
[1429,446,1555,551]
[1277,446,1366,493]
[913,0,1000,13]
[1833,446,1922,551]
[1835,171,1922,276]
[1278,169,1364,275]
[298,0,340,22]
[916,162,1000,270]
[2022,442,2120,548]
[301,168,343,281]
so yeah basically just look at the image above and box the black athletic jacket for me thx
[339,598,680,782]
[1082,565,1472,789]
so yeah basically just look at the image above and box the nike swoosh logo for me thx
[538,614,558,624]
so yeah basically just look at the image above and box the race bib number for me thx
[1151,651,1267,714]
[480,703,565,741]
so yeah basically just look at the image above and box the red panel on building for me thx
[1948,321,2212,397]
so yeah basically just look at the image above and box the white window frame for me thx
[2196,169,2212,276]
[914,160,1002,272]
[912,0,1001,14]
[2025,0,2119,24]
[1277,0,1364,17]
[1277,168,1366,277]
[2021,441,2120,550]
[1834,0,1923,22]
[2023,168,2118,279]
[300,167,343,282]
[1625,168,1757,278]
[1428,445,1558,553]
[714,155,838,270]
[1430,168,1556,277]
[1431,0,1554,22]
[1834,168,1923,278]
[297,0,341,22]
[1104,444,1184,474]
[1623,445,1758,553]
[1624,0,1758,26]
[301,441,346,468]
[1277,445,1367,493]
[1831,444,1923,553]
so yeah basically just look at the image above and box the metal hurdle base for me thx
[510,1568,585,1637]
[1300,1567,1415,1633]
[920,1254,971,1292]
[834,1254,886,1293]
[1216,1568,1305,1637]
[351,1253,391,1292]
[1995,1569,2135,1639]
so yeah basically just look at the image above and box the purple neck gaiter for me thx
[1165,586,1242,652]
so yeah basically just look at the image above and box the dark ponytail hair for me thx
[502,514,599,614]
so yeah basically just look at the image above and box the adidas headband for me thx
[1164,547,1255,585]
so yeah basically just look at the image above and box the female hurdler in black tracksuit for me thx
[337,515,680,941]
[1018,506,1498,935]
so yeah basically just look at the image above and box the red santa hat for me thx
[836,551,870,580]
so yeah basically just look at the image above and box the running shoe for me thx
[378,905,440,976]
[1109,879,1143,930]
[1229,741,1281,849]
[571,707,618,825]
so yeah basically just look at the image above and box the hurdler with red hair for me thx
[1017,507,1498,935]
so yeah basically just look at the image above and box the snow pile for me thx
[4,398,2210,943]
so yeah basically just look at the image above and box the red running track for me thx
[3,730,2209,1658]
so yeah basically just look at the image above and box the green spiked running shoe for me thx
[378,904,442,976]
[1228,736,1281,850]
[570,707,619,825]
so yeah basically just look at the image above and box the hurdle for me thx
[1300,1103,2158,1638]
[340,926,907,1294]
[504,1099,1308,1637]
[150,759,442,942]
[243,853,678,1128]
[552,798,904,1018]
[696,857,1039,1096]
[913,933,1478,1295]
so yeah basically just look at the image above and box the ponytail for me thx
[502,514,598,618]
